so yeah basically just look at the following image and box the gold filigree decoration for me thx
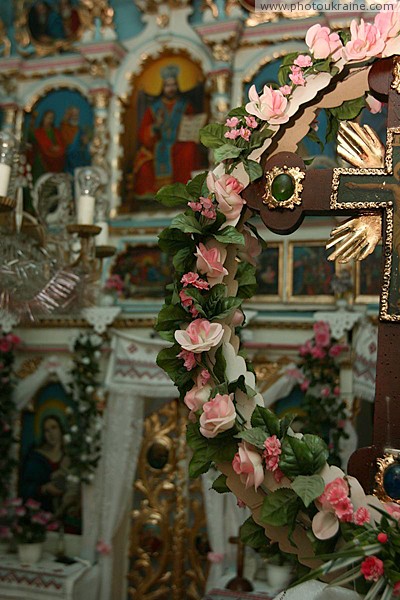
[16,357,43,380]
[391,57,400,93]
[263,165,304,210]
[375,452,400,505]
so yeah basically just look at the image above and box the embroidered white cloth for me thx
[352,321,377,403]
[275,581,362,599]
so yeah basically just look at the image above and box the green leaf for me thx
[227,106,247,118]
[251,405,280,437]
[236,427,268,449]
[211,296,243,321]
[213,144,243,162]
[240,517,268,550]
[213,344,227,384]
[291,474,325,507]
[243,159,263,182]
[156,182,191,207]
[200,123,227,149]
[170,212,203,234]
[261,488,299,527]
[186,422,238,478]
[155,304,188,333]
[280,434,328,478]
[158,228,193,255]
[187,172,207,199]
[172,246,196,273]
[214,226,245,245]
[236,261,257,299]
[278,52,299,86]
[329,96,366,122]
[157,344,192,389]
[212,474,230,494]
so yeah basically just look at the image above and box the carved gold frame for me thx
[263,165,304,210]
[287,240,336,304]
[375,452,400,505]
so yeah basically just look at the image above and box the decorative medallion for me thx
[263,165,304,210]
[375,452,400,504]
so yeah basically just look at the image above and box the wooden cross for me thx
[243,57,400,497]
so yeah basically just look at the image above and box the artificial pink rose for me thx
[366,94,383,114]
[184,374,211,412]
[246,85,289,125]
[237,229,261,266]
[199,393,236,438]
[353,506,370,525]
[305,24,343,60]
[344,20,385,62]
[195,242,228,286]
[294,54,313,68]
[374,6,400,39]
[289,66,306,86]
[360,556,384,582]
[313,321,331,347]
[175,319,224,354]
[206,172,245,226]
[178,349,197,371]
[232,442,264,490]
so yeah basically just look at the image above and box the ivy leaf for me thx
[156,182,191,207]
[280,434,328,478]
[155,304,188,333]
[236,427,267,449]
[261,488,299,527]
[214,226,245,245]
[243,159,263,182]
[213,144,243,162]
[240,517,268,550]
[212,474,230,494]
[291,474,325,507]
[171,212,203,234]
[187,172,208,198]
[200,123,227,149]
[210,297,243,321]
[251,405,280,437]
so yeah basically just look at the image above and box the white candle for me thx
[0,163,11,197]
[77,194,95,224]
[95,221,109,246]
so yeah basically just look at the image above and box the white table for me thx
[0,552,99,600]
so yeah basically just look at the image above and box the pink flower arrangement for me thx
[305,24,343,60]
[175,319,224,354]
[199,393,236,438]
[4,498,58,544]
[245,85,289,125]
[313,321,331,348]
[263,435,282,476]
[232,442,264,490]
[104,274,124,294]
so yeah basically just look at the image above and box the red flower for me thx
[360,556,384,582]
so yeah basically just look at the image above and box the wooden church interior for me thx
[0,1,387,598]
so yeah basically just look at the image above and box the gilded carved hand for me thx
[337,121,385,169]
[327,214,382,262]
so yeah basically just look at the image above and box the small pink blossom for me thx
[344,20,385,62]
[377,532,388,543]
[300,379,310,392]
[206,172,245,226]
[207,552,224,563]
[225,116,239,128]
[294,54,313,68]
[353,506,370,526]
[245,115,258,129]
[190,305,199,317]
[178,349,197,371]
[289,66,306,86]
[263,435,282,473]
[329,344,346,357]
[179,289,193,308]
[245,85,289,125]
[15,507,26,517]
[224,129,241,140]
[334,497,354,522]
[394,582,400,596]
[366,94,383,114]
[299,340,313,356]
[321,386,331,398]
[360,556,384,582]
[200,369,211,385]
[175,319,224,354]
[9,498,23,507]
[181,272,200,287]
[104,274,124,293]
[195,242,228,285]
[279,85,292,96]
[305,23,343,60]
[273,467,285,483]
[96,539,112,555]
[46,521,59,531]
[25,499,41,510]
[232,442,264,490]
[202,207,217,220]
[237,498,246,508]
[239,127,251,141]
[313,321,331,348]
[199,393,236,438]
[188,201,202,212]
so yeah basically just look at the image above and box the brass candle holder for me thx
[0,196,16,213]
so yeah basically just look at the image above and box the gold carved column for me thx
[89,85,112,173]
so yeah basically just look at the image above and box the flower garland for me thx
[156,9,400,598]
[64,332,104,484]
[0,332,21,502]
[286,321,348,468]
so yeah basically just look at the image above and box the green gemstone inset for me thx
[271,173,295,202]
